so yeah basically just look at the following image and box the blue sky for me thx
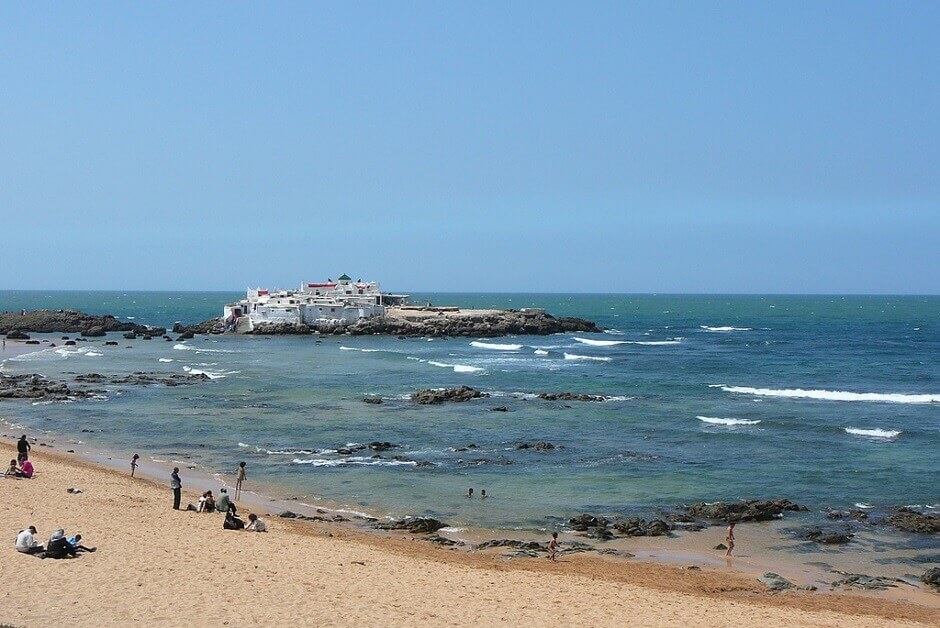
[1,2,937,293]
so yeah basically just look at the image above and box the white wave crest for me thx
[717,385,940,404]
[470,341,523,350]
[292,456,417,467]
[159,358,174,362]
[563,353,612,362]
[573,337,627,347]
[533,349,549,355]
[845,427,901,439]
[427,360,485,373]
[701,326,752,332]
[173,343,233,353]
[697,416,761,426]
[624,339,682,346]
[183,366,238,380]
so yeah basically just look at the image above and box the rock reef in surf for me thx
[1,310,165,337]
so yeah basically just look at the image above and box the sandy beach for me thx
[0,442,936,627]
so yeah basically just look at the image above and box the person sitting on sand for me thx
[19,459,34,479]
[42,530,76,559]
[216,488,236,515]
[198,491,216,513]
[223,511,245,530]
[5,459,24,478]
[725,520,735,557]
[15,526,43,555]
[549,532,559,562]
[245,513,267,532]
[67,533,96,553]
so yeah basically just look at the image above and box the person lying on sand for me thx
[15,526,44,555]
[67,534,96,553]
[245,514,267,532]
[41,530,76,559]
[223,511,245,530]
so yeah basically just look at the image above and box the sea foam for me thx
[697,416,761,426]
[573,337,627,347]
[717,385,939,404]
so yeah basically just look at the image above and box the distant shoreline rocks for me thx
[1,310,165,337]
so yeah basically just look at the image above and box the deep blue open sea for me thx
[1,291,938,529]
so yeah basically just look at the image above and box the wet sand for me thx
[0,441,936,627]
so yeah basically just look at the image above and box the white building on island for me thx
[223,275,409,331]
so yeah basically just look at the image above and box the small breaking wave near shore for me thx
[715,385,940,404]
[469,341,523,351]
[563,353,613,362]
[845,427,902,439]
[697,416,761,426]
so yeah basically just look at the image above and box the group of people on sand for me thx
[15,527,95,559]
[163,461,265,532]
[5,436,35,479]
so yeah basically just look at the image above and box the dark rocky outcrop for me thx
[175,318,227,335]
[1,371,211,403]
[887,509,940,534]
[476,539,548,551]
[922,567,940,588]
[516,441,555,451]
[346,311,600,338]
[4,329,30,340]
[794,526,854,544]
[81,326,106,337]
[373,517,447,534]
[411,386,488,404]
[830,571,904,590]
[362,397,384,404]
[123,332,137,340]
[536,392,607,402]
[0,310,164,336]
[681,499,808,523]
[612,517,671,537]
[759,573,796,591]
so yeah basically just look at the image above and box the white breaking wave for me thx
[855,502,873,509]
[183,366,238,380]
[845,427,901,439]
[573,337,627,347]
[697,416,761,426]
[701,326,752,332]
[340,346,397,353]
[470,341,523,350]
[173,343,233,353]
[427,360,485,373]
[717,385,940,404]
[292,456,417,467]
[533,349,549,355]
[158,358,174,362]
[173,344,194,351]
[84,351,103,357]
[624,339,683,346]
[563,353,613,362]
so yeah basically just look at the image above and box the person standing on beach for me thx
[17,435,30,461]
[549,532,559,561]
[130,454,139,477]
[171,467,182,510]
[725,520,735,556]
[235,462,247,499]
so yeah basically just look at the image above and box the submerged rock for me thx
[4,329,30,340]
[830,571,904,590]
[536,392,607,402]
[362,397,383,404]
[411,386,488,404]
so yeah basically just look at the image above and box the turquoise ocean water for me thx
[1,291,938,529]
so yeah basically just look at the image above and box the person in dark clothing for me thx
[17,435,30,461]
[42,530,76,559]
[223,511,245,530]
[171,467,182,510]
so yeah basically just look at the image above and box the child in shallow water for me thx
[467,487,473,498]
[130,454,139,477]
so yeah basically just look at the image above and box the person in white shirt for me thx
[245,514,267,532]
[15,526,43,555]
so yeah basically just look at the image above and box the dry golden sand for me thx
[0,443,936,627]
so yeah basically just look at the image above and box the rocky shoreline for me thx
[0,310,165,337]
[0,371,210,402]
